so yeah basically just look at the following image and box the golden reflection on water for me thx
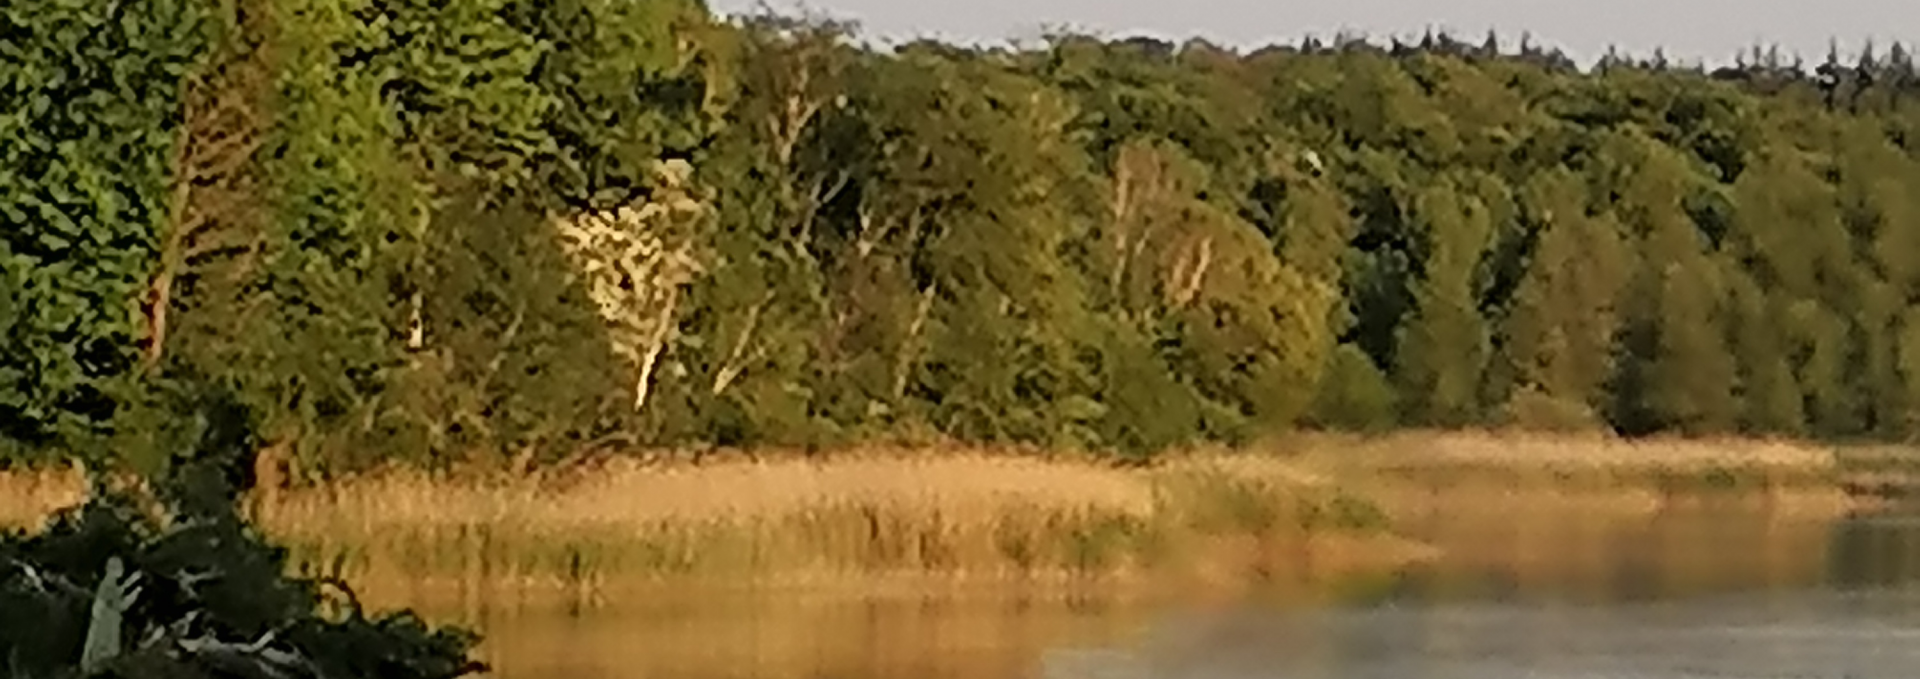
[382,503,1890,679]
[411,587,1159,679]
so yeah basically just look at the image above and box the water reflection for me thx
[1126,590,1920,679]
[1827,511,1920,588]
[411,506,1920,679]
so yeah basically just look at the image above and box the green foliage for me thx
[0,0,213,459]
[504,0,725,210]
[14,6,1920,467]
[849,48,1106,446]
[1396,175,1497,426]
[1499,168,1633,424]
[650,13,855,447]
[1307,343,1400,433]
[110,0,721,472]
[394,186,634,462]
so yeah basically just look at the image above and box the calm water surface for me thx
[409,505,1920,679]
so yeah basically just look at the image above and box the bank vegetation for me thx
[8,1,1920,474]
[8,0,1920,599]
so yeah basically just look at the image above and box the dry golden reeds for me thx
[0,462,86,532]
[257,452,1379,598]
[0,433,1881,602]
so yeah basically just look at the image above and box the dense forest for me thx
[6,0,1920,474]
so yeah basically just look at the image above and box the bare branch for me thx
[854,202,883,258]
[795,170,851,246]
[891,283,939,401]
[182,227,260,261]
[142,93,203,371]
[1109,157,1135,296]
[1170,236,1214,308]
[634,284,680,411]
[712,291,776,396]
[188,135,264,182]
[478,306,529,395]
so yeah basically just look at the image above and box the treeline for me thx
[6,0,1920,473]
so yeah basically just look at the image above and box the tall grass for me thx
[1286,430,1855,493]
[249,452,1416,603]
[0,463,85,533]
[0,433,1886,603]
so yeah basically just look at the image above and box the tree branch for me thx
[712,290,776,396]
[891,283,939,401]
[795,170,850,247]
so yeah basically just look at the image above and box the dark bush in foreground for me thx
[0,390,487,679]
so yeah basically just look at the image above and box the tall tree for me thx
[664,12,861,445]
[1500,168,1633,429]
[1605,131,1740,435]
[1724,266,1807,435]
[1729,146,1860,434]
[833,47,1105,446]
[1396,175,1495,427]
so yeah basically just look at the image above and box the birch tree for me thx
[553,160,713,413]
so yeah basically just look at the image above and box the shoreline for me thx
[0,431,1901,604]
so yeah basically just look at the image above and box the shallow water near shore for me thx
[381,498,1920,679]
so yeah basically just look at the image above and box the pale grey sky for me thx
[712,0,1917,68]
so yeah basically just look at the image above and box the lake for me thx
[403,500,1920,679]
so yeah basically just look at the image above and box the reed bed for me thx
[0,433,1888,602]
[256,453,1408,603]
[1283,430,1855,492]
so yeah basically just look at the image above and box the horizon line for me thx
[711,4,1915,72]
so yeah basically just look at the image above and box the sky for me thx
[708,0,1918,69]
